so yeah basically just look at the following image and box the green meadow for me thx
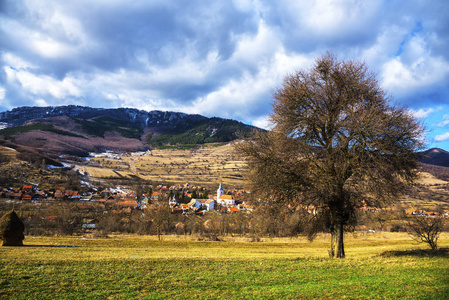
[1,233,448,299]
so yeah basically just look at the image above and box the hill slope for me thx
[420,148,449,168]
[0,106,259,157]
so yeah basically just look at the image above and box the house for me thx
[22,185,33,191]
[228,206,240,213]
[100,189,111,198]
[82,218,98,230]
[151,192,159,201]
[200,199,215,211]
[238,204,254,212]
[66,190,81,200]
[54,190,64,199]
[21,194,32,201]
[8,192,21,199]
[188,199,215,211]
[180,203,190,213]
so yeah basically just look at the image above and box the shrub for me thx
[408,216,445,251]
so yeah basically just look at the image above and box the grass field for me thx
[1,233,448,299]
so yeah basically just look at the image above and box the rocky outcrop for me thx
[0,105,207,128]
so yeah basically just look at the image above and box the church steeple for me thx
[217,183,224,201]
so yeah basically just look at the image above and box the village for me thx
[0,183,253,213]
[1,180,448,237]
[0,182,259,234]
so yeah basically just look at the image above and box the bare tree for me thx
[408,216,445,251]
[148,204,170,241]
[236,53,424,258]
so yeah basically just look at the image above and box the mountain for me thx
[420,148,449,168]
[0,105,258,158]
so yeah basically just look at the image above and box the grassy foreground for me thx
[1,233,448,299]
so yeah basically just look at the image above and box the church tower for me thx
[217,183,224,204]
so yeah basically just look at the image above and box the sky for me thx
[1,0,449,150]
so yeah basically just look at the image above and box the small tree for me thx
[149,205,170,241]
[408,216,444,251]
[236,53,424,258]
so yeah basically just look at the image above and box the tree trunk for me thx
[329,224,335,258]
[336,222,345,258]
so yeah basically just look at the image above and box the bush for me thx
[408,216,445,251]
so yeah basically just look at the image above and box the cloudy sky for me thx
[1,0,449,149]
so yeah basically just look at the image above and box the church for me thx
[216,183,235,206]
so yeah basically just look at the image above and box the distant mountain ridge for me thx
[0,105,207,128]
[420,148,449,168]
[0,105,258,157]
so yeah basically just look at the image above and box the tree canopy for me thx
[236,53,424,258]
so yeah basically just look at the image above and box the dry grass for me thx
[77,143,248,186]
[416,171,449,185]
[0,145,18,159]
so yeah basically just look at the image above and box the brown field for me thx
[0,145,18,159]
[398,172,449,212]
[77,143,248,187]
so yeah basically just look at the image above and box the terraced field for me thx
[77,143,248,187]
[0,145,18,160]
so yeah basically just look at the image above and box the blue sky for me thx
[1,0,449,150]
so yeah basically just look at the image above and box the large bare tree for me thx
[236,53,424,258]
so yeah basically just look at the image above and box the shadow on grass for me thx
[381,248,449,258]
[27,245,76,248]
[1,245,76,248]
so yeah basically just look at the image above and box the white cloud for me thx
[2,53,36,71]
[361,25,408,70]
[4,66,82,99]
[410,107,440,119]
[231,20,279,67]
[190,45,312,120]
[434,132,449,142]
[298,0,382,36]
[34,99,49,107]
[252,115,273,130]
[381,36,449,98]
[436,114,449,127]
[32,37,75,59]
[0,86,5,100]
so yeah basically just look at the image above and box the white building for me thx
[169,195,178,207]
[216,184,235,206]
[188,198,215,211]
